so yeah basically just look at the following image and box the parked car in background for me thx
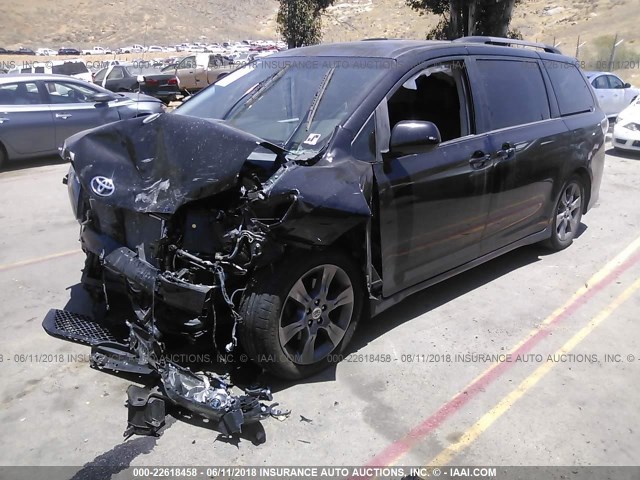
[117,45,144,54]
[8,59,92,83]
[586,71,639,117]
[36,48,58,56]
[82,46,112,55]
[0,74,164,168]
[8,47,36,55]
[168,53,233,92]
[145,46,165,53]
[612,96,640,153]
[0,48,7,54]
[58,48,82,56]
[55,38,606,379]
[93,64,180,104]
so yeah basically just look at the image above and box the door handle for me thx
[495,143,516,161]
[469,151,492,169]
[0,117,10,123]
[55,113,72,119]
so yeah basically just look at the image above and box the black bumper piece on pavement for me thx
[42,308,287,438]
[42,309,125,345]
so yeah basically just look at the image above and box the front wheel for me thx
[239,250,364,379]
[543,176,584,251]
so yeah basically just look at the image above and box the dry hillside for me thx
[1,0,638,80]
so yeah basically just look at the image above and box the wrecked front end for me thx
[44,112,373,437]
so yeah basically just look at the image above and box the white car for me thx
[186,45,206,53]
[8,59,92,83]
[118,45,144,54]
[612,97,640,153]
[82,46,112,55]
[586,71,639,117]
[145,46,165,53]
[36,48,58,56]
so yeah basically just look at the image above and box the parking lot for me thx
[0,142,639,475]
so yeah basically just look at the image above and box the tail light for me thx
[144,78,159,86]
[167,77,178,85]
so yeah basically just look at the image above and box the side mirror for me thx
[389,120,441,155]
[624,82,632,89]
[90,92,113,103]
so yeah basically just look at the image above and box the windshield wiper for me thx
[305,67,335,131]
[223,66,291,120]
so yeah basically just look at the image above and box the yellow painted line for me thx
[427,276,640,467]
[0,249,82,272]
[369,234,640,473]
[439,233,640,408]
[491,234,640,361]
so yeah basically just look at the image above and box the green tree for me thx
[406,0,520,40]
[277,0,335,49]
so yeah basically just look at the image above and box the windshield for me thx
[175,57,391,154]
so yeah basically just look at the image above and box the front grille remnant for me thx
[43,309,122,345]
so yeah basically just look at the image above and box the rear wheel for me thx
[543,176,584,251]
[239,250,364,379]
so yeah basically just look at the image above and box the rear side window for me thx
[544,61,594,116]
[94,68,107,83]
[0,82,42,105]
[592,76,609,89]
[106,67,125,80]
[475,59,550,131]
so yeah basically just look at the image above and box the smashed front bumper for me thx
[42,309,287,438]
[104,245,213,316]
[80,225,213,317]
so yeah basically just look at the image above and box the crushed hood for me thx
[66,113,267,214]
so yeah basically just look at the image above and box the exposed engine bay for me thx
[43,112,375,438]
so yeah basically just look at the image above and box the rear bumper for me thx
[140,87,180,102]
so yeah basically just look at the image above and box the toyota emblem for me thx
[90,176,115,197]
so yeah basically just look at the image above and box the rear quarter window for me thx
[543,61,595,116]
[475,59,551,131]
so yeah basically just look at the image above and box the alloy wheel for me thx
[556,182,582,242]
[279,264,355,365]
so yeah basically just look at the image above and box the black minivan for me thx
[48,37,606,381]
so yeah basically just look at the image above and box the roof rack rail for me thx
[453,36,562,54]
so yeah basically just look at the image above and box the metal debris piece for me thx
[124,385,166,438]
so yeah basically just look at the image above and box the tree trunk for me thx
[478,0,516,37]
[466,0,476,36]
[449,0,461,38]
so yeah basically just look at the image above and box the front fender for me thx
[259,158,373,246]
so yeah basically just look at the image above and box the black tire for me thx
[239,249,365,379]
[543,175,584,251]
